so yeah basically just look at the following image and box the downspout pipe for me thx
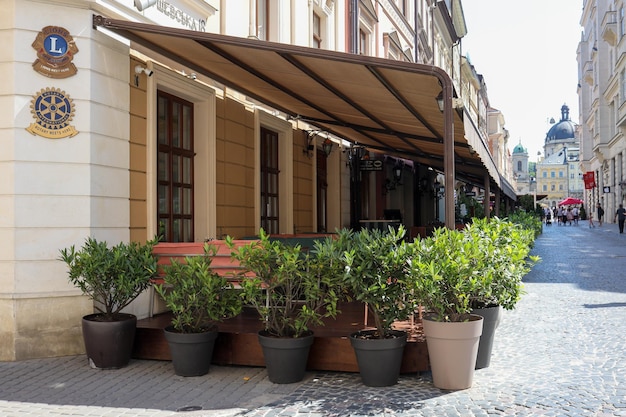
[349,0,358,53]
[440,73,456,229]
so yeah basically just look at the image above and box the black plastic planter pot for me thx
[472,305,502,369]
[164,326,218,377]
[81,313,137,369]
[258,331,314,384]
[349,329,407,387]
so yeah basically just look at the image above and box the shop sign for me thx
[26,87,78,139]
[144,0,208,32]
[359,159,383,171]
[32,26,78,78]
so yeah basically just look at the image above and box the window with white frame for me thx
[621,70,626,105]
[358,3,376,56]
[359,28,369,55]
[313,12,322,48]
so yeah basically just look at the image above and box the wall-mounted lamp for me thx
[303,130,319,157]
[619,181,626,191]
[436,91,444,112]
[417,176,431,196]
[435,91,463,112]
[384,160,404,193]
[134,0,157,11]
[322,138,333,157]
[304,131,334,158]
[433,181,445,199]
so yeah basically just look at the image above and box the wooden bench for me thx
[149,235,334,317]
[149,240,257,317]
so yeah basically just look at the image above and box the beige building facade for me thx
[578,0,626,221]
[1,0,515,361]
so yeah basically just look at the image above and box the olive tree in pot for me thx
[340,226,418,387]
[59,237,158,369]
[227,229,344,384]
[154,243,242,377]
[463,217,538,369]
[409,227,486,390]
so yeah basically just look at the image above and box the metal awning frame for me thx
[92,15,512,228]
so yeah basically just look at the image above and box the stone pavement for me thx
[2,219,626,416]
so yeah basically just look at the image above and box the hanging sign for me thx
[359,159,383,171]
[583,172,596,189]
[32,26,79,78]
[26,87,78,139]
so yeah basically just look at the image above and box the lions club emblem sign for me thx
[26,87,78,139]
[32,26,79,78]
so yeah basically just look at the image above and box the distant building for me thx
[536,104,582,206]
[512,141,531,194]
[578,0,626,221]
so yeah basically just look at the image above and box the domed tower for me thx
[512,140,530,194]
[537,103,582,206]
[545,104,577,157]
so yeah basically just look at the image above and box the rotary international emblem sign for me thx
[32,26,79,78]
[26,87,78,139]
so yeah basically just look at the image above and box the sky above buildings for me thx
[461,0,583,162]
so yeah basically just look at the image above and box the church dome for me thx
[546,104,576,141]
[513,142,527,154]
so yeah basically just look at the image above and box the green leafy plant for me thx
[411,217,540,322]
[341,226,418,339]
[59,237,158,321]
[410,227,486,322]
[154,243,242,333]
[463,217,539,310]
[227,229,343,338]
[506,210,543,239]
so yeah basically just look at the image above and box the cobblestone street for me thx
[2,220,626,416]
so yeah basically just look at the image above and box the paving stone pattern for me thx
[2,220,626,416]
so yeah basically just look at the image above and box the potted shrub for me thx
[464,217,538,369]
[340,225,418,387]
[154,243,242,377]
[409,226,485,390]
[227,229,343,384]
[59,237,158,369]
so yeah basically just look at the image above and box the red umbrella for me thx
[558,197,583,206]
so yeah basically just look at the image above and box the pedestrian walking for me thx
[597,203,605,227]
[566,208,574,226]
[615,204,626,234]
[544,207,552,225]
[589,211,595,227]
[572,206,579,225]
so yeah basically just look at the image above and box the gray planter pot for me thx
[472,305,502,369]
[258,331,314,384]
[349,329,407,387]
[164,326,218,377]
[82,313,137,369]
